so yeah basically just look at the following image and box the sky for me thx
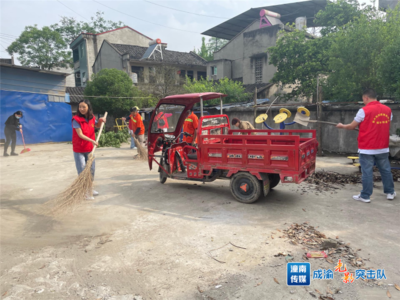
[0,0,312,62]
[0,0,375,63]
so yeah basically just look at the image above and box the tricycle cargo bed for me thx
[197,129,318,184]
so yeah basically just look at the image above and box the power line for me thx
[143,0,228,20]
[0,35,16,41]
[92,0,200,34]
[0,33,19,38]
[56,0,90,21]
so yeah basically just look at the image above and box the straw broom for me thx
[124,120,147,161]
[50,112,108,214]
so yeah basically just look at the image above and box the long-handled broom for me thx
[124,120,147,161]
[49,112,108,214]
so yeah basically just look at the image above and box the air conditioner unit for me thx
[82,78,87,83]
[75,73,81,78]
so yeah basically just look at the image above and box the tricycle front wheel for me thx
[159,163,169,184]
[230,172,262,204]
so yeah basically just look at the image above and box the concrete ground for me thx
[0,143,399,300]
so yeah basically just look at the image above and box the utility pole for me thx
[254,87,258,126]
[317,75,323,156]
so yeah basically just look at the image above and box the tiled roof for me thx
[66,87,85,103]
[111,43,207,66]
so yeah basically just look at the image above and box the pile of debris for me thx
[282,223,367,269]
[306,169,400,192]
[307,172,361,186]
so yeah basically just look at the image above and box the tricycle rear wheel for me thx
[269,174,281,189]
[230,172,262,204]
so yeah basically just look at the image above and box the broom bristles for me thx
[48,155,95,215]
[134,137,148,161]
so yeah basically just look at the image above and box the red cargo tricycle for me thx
[147,93,318,203]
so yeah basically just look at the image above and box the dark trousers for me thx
[4,128,17,154]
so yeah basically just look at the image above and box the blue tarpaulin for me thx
[0,90,72,145]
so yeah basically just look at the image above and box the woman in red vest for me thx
[72,99,106,199]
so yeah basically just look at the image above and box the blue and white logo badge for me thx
[287,262,311,286]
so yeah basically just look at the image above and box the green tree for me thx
[378,36,400,98]
[269,0,400,101]
[84,69,155,116]
[51,11,124,44]
[196,37,213,61]
[195,37,228,61]
[314,0,367,36]
[207,37,228,54]
[7,25,71,70]
[325,6,400,100]
[183,77,250,105]
[268,27,331,100]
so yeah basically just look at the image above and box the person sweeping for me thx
[337,88,395,203]
[3,111,23,156]
[72,99,106,199]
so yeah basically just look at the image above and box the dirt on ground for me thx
[1,143,400,300]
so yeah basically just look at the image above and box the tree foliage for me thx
[313,0,368,36]
[378,36,400,99]
[7,11,123,70]
[196,37,213,61]
[184,77,250,105]
[51,11,124,45]
[7,25,71,70]
[269,28,331,100]
[269,0,400,101]
[196,37,228,61]
[84,69,155,116]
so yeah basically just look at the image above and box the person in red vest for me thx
[337,89,395,203]
[122,107,145,147]
[183,108,199,146]
[72,99,106,199]
[155,111,173,132]
[122,107,139,149]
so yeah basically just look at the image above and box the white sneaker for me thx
[93,190,99,196]
[86,195,94,200]
[353,194,371,203]
[387,192,396,200]
[133,147,137,150]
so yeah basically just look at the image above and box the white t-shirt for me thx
[355,109,392,154]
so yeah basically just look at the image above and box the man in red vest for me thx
[337,89,395,203]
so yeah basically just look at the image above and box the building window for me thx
[197,71,206,80]
[179,70,186,78]
[255,58,263,83]
[73,49,79,62]
[211,66,217,76]
[149,67,156,83]
[48,95,65,102]
[131,66,144,82]
[187,70,194,80]
[80,44,85,58]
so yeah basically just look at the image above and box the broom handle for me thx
[90,112,108,155]
[307,120,359,131]
[21,130,27,149]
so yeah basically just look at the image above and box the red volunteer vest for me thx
[72,115,96,153]
[358,101,391,150]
